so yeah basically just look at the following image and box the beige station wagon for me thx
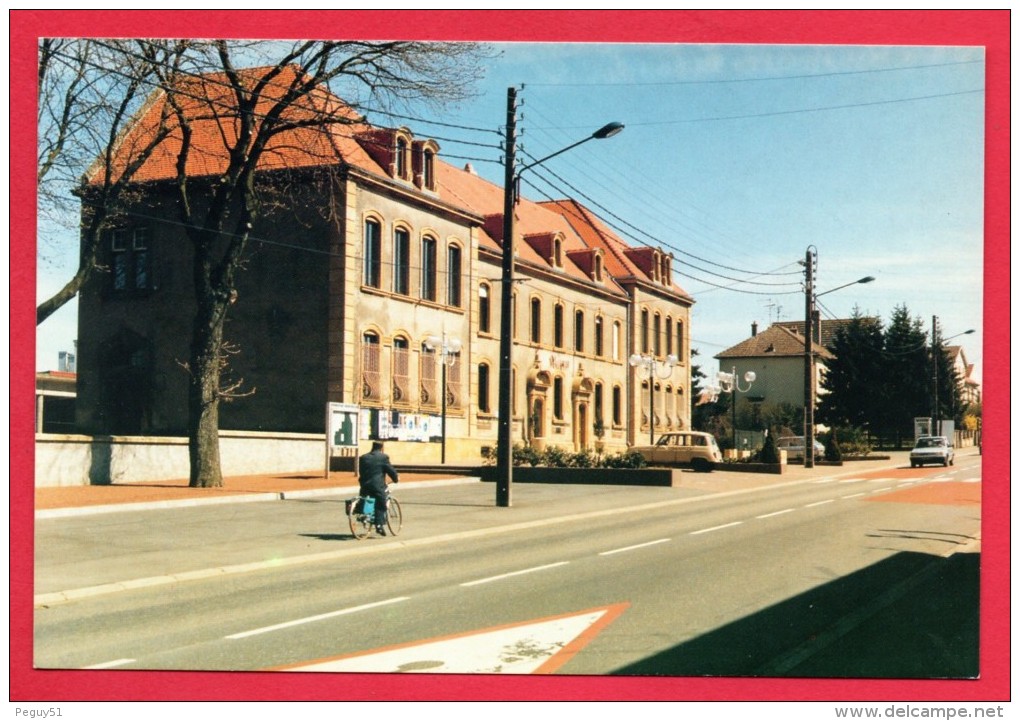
[632,431,723,472]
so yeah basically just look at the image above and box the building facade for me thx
[76,67,695,463]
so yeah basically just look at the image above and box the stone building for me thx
[76,66,694,463]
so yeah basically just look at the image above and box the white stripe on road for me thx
[690,521,742,535]
[805,500,834,508]
[840,492,868,499]
[82,658,135,669]
[460,562,569,588]
[225,597,410,640]
[598,539,671,556]
[756,508,795,519]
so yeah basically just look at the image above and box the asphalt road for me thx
[33,452,981,677]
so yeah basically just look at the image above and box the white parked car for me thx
[632,431,722,472]
[776,436,825,462]
[910,436,955,467]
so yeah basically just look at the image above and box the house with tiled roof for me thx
[75,65,694,463]
[949,345,981,406]
[715,322,833,423]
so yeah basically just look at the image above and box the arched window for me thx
[420,341,437,407]
[594,315,604,357]
[553,237,563,267]
[553,376,564,420]
[423,149,435,190]
[363,219,381,288]
[478,362,491,414]
[554,304,564,348]
[654,313,662,356]
[530,297,542,344]
[479,283,491,333]
[666,317,674,357]
[641,308,650,353]
[447,243,462,307]
[676,320,685,361]
[393,227,410,295]
[395,137,408,179]
[612,385,622,426]
[392,336,410,403]
[421,235,437,301]
[613,321,621,361]
[574,309,585,353]
[594,382,604,426]
[362,332,381,401]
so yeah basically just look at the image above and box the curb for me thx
[34,476,482,520]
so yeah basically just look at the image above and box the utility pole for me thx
[803,247,816,469]
[932,315,939,436]
[496,86,518,507]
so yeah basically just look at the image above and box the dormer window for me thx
[553,237,563,267]
[395,137,408,179]
[593,253,604,282]
[422,149,435,190]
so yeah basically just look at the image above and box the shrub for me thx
[758,433,780,464]
[512,443,542,467]
[824,430,843,462]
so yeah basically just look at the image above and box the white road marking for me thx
[690,521,742,535]
[598,539,671,556]
[838,478,868,484]
[82,658,135,669]
[225,597,410,640]
[805,499,834,508]
[840,492,868,499]
[756,508,795,519]
[276,604,627,674]
[460,562,569,587]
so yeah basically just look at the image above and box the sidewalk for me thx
[34,469,474,515]
[33,449,930,517]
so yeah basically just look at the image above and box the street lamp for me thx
[424,333,462,464]
[803,246,875,468]
[496,85,624,507]
[930,317,975,436]
[629,353,678,445]
[717,366,756,454]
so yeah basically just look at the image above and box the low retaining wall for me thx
[34,431,325,487]
[481,466,684,487]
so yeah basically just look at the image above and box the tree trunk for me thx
[188,301,225,488]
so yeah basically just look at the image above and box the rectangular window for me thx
[393,228,410,295]
[364,220,381,288]
[447,245,462,306]
[110,227,152,292]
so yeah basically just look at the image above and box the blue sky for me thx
[35,42,986,383]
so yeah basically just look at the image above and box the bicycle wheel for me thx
[349,500,371,540]
[386,497,403,536]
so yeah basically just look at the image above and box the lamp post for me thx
[496,84,623,507]
[629,353,678,445]
[717,366,756,454]
[803,246,875,468]
[424,334,462,464]
[930,317,975,436]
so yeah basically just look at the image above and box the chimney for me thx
[751,321,758,337]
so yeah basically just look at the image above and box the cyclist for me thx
[358,441,399,535]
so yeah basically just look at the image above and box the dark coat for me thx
[358,449,399,495]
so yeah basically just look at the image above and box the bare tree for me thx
[78,39,489,487]
[36,39,202,324]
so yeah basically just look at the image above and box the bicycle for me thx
[346,492,402,539]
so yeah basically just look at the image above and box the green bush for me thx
[512,443,542,467]
[824,430,843,462]
[758,433,780,464]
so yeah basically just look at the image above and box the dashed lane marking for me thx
[226,597,410,640]
[756,508,795,520]
[599,539,671,556]
[460,562,569,588]
[690,521,743,535]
